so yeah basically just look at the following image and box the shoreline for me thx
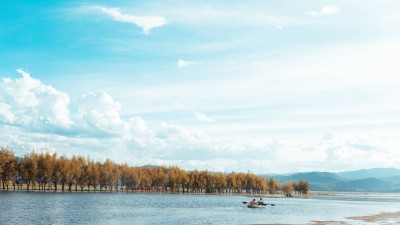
[1,189,400,197]
[248,210,400,225]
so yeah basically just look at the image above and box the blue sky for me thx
[1,0,400,173]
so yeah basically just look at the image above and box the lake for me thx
[1,191,399,225]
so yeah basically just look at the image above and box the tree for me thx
[245,172,255,193]
[282,182,295,197]
[253,176,268,194]
[37,152,54,191]
[167,166,179,192]
[109,161,120,191]
[140,167,152,192]
[295,180,311,195]
[77,156,87,191]
[20,152,38,191]
[179,169,189,193]
[13,158,24,190]
[57,155,70,191]
[50,153,59,191]
[119,163,130,192]
[68,155,79,191]
[236,173,246,193]
[125,167,139,192]
[0,149,16,190]
[227,172,237,193]
[268,177,281,194]
[188,170,199,193]
[85,159,99,191]
[215,173,227,193]
[198,170,208,193]
[100,159,113,191]
[152,166,167,192]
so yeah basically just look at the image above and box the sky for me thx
[1,0,400,173]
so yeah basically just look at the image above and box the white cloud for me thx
[0,101,15,123]
[193,112,215,123]
[129,116,154,136]
[87,6,166,34]
[170,103,214,123]
[0,69,72,129]
[306,5,341,17]
[78,91,128,136]
[320,5,341,16]
[157,123,208,142]
[177,59,202,68]
[161,5,309,28]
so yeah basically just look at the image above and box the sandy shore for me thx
[247,210,400,225]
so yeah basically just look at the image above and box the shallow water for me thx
[1,191,399,225]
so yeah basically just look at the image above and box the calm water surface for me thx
[1,191,399,225]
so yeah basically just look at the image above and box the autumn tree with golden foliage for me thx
[0,148,16,190]
[0,147,310,195]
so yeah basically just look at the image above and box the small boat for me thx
[247,204,269,208]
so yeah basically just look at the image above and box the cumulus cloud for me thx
[78,91,128,136]
[177,59,201,68]
[306,5,341,17]
[86,6,166,34]
[157,123,208,142]
[0,101,15,123]
[129,116,154,138]
[0,70,140,138]
[0,69,72,130]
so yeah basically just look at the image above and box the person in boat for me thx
[257,198,267,205]
[249,199,257,206]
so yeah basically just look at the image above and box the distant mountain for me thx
[382,175,400,184]
[261,172,346,191]
[337,177,400,192]
[261,168,400,192]
[335,168,400,180]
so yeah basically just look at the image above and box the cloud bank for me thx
[1,70,399,173]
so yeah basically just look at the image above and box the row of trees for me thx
[0,148,310,195]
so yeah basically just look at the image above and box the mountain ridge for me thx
[260,168,400,192]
